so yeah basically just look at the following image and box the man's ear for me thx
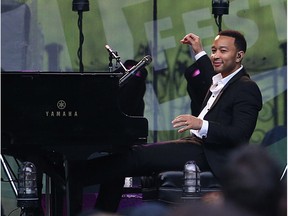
[236,51,244,62]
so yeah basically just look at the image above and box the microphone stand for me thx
[108,53,113,72]
[105,45,127,73]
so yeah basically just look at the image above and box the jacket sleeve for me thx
[185,55,215,116]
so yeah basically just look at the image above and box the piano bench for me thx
[141,171,221,204]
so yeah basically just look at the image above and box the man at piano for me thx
[70,30,262,214]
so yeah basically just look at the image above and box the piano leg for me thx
[45,175,51,216]
[94,178,125,212]
[43,153,67,216]
[65,159,84,216]
[51,179,65,216]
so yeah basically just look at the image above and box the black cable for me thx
[72,0,89,72]
[214,15,223,32]
[77,11,84,72]
[7,207,20,216]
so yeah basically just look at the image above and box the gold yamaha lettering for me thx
[45,100,78,117]
[45,111,78,117]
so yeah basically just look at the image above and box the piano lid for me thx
[1,72,148,151]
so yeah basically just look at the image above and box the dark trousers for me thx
[69,136,211,214]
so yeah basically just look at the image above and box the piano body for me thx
[1,72,148,153]
[1,71,149,215]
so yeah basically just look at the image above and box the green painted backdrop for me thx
[2,0,287,147]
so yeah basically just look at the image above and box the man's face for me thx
[210,35,242,77]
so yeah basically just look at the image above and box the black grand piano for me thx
[1,71,148,215]
[1,72,148,152]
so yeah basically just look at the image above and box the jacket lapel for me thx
[201,68,249,111]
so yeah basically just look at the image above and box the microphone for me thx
[105,45,115,55]
[105,44,120,60]
[119,55,152,87]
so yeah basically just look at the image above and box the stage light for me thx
[212,0,229,32]
[183,161,201,196]
[72,0,89,12]
[17,162,38,211]
[212,0,229,15]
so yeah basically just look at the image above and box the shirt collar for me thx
[212,65,243,86]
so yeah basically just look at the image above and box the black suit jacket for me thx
[187,55,263,179]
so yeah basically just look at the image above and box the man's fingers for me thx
[178,126,189,133]
[172,121,186,128]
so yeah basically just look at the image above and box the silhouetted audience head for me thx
[220,145,285,216]
[127,202,169,216]
[77,209,121,216]
[167,201,256,216]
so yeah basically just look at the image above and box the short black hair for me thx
[218,30,247,53]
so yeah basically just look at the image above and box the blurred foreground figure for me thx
[167,201,256,216]
[168,145,286,216]
[221,145,286,216]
